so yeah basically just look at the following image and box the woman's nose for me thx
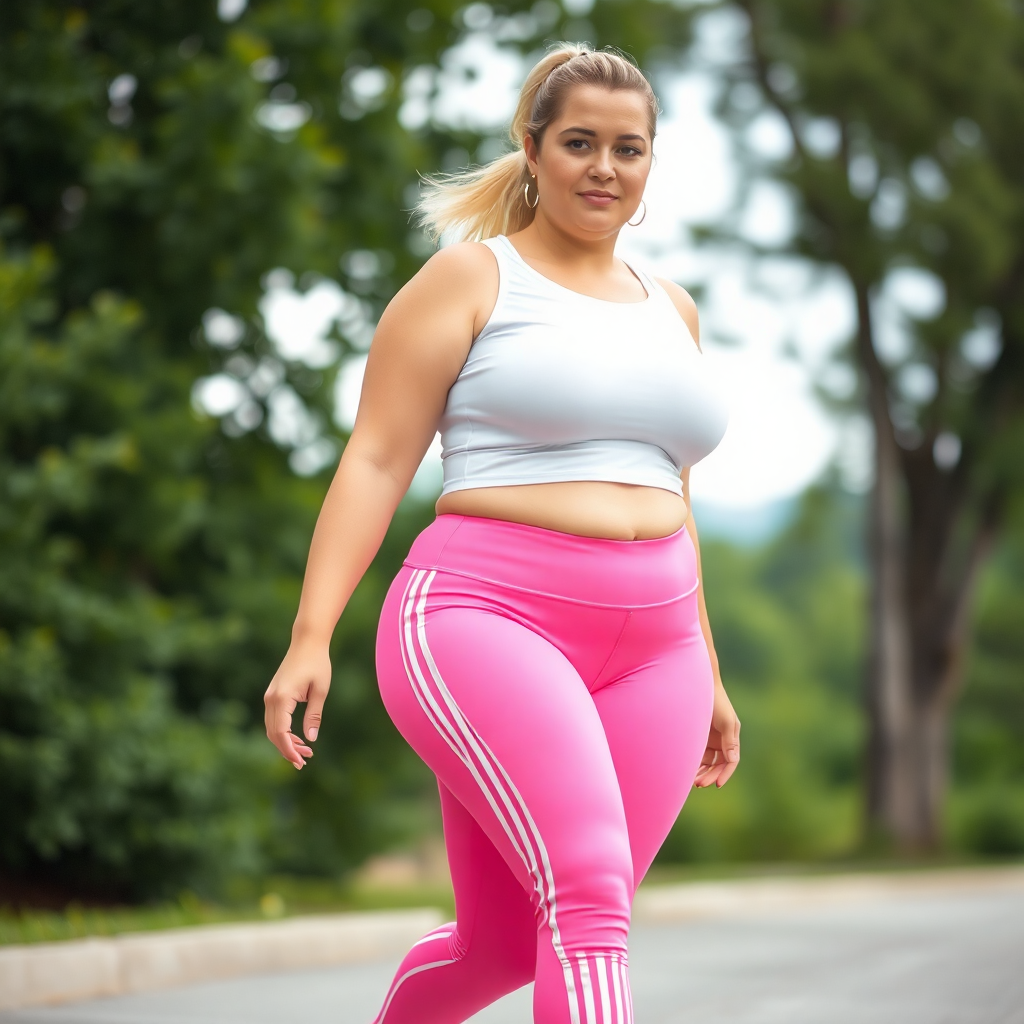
[589,149,616,179]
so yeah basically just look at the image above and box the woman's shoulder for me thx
[416,239,499,289]
[389,241,499,341]
[653,275,701,351]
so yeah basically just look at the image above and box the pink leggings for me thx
[373,514,715,1024]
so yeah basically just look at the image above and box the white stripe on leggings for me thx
[399,569,583,1024]
[400,574,531,859]
[595,955,612,1024]
[375,958,458,1023]
[409,571,547,897]
[622,959,634,1024]
[398,572,542,906]
[611,954,625,1024]
[578,954,597,1024]
[410,927,455,950]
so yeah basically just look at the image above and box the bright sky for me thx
[201,7,903,507]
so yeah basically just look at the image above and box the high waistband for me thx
[403,514,699,608]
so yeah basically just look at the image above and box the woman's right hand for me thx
[264,641,332,769]
[260,243,491,770]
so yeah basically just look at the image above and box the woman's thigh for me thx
[376,566,635,949]
[592,600,716,889]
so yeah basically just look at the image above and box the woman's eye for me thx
[564,139,644,156]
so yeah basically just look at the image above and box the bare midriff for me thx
[434,480,689,541]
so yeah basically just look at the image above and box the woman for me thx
[264,44,740,1024]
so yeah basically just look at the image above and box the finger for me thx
[715,758,739,787]
[264,683,293,734]
[266,686,296,729]
[286,734,314,762]
[264,686,276,736]
[274,731,306,769]
[721,718,740,760]
[302,681,329,742]
[266,694,306,768]
[278,731,305,767]
[698,744,720,765]
[694,763,724,788]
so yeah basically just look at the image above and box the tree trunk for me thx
[855,281,1002,851]
[904,486,1001,848]
[855,282,923,848]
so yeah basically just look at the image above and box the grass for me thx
[642,851,1019,885]
[0,877,456,948]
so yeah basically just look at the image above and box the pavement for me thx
[2,875,1022,1024]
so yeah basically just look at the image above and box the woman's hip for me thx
[376,515,706,698]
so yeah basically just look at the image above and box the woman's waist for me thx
[403,510,699,609]
[435,479,688,541]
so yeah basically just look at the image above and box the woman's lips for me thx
[579,192,618,206]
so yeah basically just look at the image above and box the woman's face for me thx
[524,84,653,240]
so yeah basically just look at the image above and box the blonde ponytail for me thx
[415,43,659,244]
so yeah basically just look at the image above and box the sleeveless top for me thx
[437,234,729,499]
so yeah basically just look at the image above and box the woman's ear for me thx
[523,133,539,177]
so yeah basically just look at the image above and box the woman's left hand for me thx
[694,682,740,788]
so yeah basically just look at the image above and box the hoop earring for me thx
[628,200,647,227]
[524,176,539,209]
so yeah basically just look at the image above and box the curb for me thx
[632,864,1024,924]
[0,906,444,1012]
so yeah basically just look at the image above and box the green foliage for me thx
[0,242,295,899]
[661,485,866,864]
[0,0,439,900]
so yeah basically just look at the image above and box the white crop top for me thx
[437,234,729,498]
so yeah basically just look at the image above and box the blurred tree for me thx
[0,0,694,900]
[662,482,866,864]
[0,0,449,901]
[0,246,304,900]
[715,0,1024,849]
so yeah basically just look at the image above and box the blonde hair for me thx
[415,43,659,243]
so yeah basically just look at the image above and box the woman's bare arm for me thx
[659,282,741,787]
[264,243,497,768]
[683,470,741,789]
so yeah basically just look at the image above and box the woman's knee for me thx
[544,834,634,949]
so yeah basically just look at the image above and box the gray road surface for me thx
[3,886,1022,1024]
